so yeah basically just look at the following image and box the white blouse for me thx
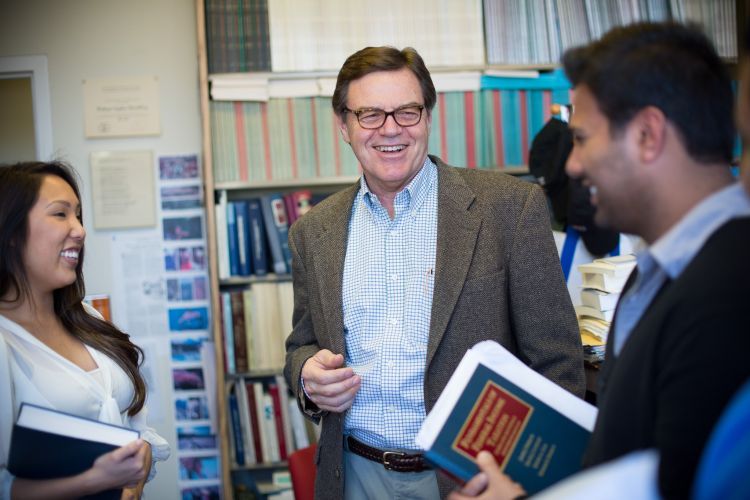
[0,304,170,498]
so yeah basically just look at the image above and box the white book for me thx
[579,255,636,293]
[578,254,637,277]
[262,392,281,462]
[580,288,620,312]
[251,282,284,370]
[575,305,614,323]
[215,190,230,280]
[287,395,310,450]
[16,403,137,446]
[235,378,257,464]
[254,382,272,463]
[431,71,482,93]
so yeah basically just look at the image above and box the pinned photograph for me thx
[172,367,206,391]
[161,185,203,210]
[171,337,203,363]
[168,307,209,331]
[177,425,217,451]
[164,246,206,272]
[181,485,220,500]
[159,154,199,180]
[175,395,210,420]
[179,456,220,480]
[163,216,203,241]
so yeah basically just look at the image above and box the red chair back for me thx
[289,444,317,500]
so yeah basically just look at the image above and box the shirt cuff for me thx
[299,375,323,418]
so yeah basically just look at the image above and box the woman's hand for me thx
[119,440,152,499]
[10,439,151,499]
[84,439,149,493]
[448,451,527,500]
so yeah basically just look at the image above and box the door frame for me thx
[0,55,53,160]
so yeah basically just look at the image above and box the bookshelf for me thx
[195,1,741,497]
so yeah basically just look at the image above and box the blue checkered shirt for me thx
[342,158,438,450]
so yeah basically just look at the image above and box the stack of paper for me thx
[578,255,636,294]
[576,255,636,362]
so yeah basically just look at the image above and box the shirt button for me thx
[391,274,398,281]
[388,406,396,412]
[387,360,395,368]
[389,318,398,325]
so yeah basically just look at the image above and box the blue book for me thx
[416,341,596,495]
[259,194,292,275]
[226,200,240,276]
[247,198,268,276]
[234,200,253,276]
[228,387,246,466]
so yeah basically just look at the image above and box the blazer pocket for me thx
[461,269,506,296]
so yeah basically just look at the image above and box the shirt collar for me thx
[359,156,436,215]
[650,182,750,279]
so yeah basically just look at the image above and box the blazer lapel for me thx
[309,185,359,354]
[427,161,482,367]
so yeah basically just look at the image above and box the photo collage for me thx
[159,155,222,497]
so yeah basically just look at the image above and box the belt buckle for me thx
[382,451,405,470]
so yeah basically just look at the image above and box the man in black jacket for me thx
[450,21,750,500]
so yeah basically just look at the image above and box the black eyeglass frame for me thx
[343,105,425,129]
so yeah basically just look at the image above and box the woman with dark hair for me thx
[0,161,169,499]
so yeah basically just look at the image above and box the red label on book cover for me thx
[452,381,533,468]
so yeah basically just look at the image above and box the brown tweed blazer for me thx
[284,156,584,499]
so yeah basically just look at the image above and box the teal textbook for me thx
[416,341,597,495]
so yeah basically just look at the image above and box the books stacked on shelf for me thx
[576,255,637,363]
[210,86,567,184]
[227,375,318,468]
[205,0,735,74]
[219,282,293,374]
[204,0,271,73]
[216,191,330,280]
[482,0,735,65]
[266,0,484,72]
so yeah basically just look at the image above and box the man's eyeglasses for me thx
[344,105,424,129]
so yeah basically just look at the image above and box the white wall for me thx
[0,1,203,497]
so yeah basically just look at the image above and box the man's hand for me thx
[448,451,526,500]
[301,349,361,413]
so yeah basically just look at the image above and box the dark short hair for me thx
[562,22,734,164]
[331,46,437,117]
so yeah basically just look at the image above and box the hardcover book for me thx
[260,194,292,275]
[416,341,597,495]
[8,403,140,500]
[247,198,269,276]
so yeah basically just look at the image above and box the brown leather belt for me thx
[346,436,431,473]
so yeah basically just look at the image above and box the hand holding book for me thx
[8,403,146,500]
[416,341,597,495]
[447,450,527,500]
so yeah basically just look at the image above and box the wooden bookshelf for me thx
[195,2,741,497]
